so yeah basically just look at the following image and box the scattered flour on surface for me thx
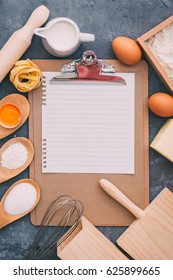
[1,143,28,169]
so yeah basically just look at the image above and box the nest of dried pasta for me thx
[10,59,42,92]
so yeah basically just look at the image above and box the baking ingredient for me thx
[0,104,21,128]
[1,143,28,169]
[148,92,173,117]
[10,59,42,92]
[112,36,142,65]
[4,182,37,215]
[40,21,78,51]
[146,23,173,81]
[150,119,173,162]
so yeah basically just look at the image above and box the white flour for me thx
[4,182,37,215]
[1,143,28,169]
[146,23,173,80]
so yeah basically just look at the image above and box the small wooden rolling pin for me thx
[0,5,50,83]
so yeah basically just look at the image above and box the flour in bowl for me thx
[1,143,28,169]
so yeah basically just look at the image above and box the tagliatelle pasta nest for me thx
[10,59,42,92]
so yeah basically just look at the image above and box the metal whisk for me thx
[27,195,83,260]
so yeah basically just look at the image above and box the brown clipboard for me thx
[29,59,149,226]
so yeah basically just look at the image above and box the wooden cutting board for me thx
[100,179,173,260]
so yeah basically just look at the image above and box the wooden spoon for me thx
[0,94,30,139]
[0,178,40,229]
[0,137,34,183]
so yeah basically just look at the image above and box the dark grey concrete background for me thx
[0,0,173,259]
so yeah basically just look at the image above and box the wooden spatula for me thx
[100,179,173,260]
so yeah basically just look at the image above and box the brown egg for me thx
[112,36,142,65]
[148,93,173,117]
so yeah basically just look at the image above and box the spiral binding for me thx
[42,74,47,169]
[42,139,47,169]
[42,74,47,106]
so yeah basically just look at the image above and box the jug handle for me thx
[80,33,95,43]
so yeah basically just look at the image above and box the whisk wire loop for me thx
[28,195,83,260]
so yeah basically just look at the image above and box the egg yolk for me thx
[0,104,21,127]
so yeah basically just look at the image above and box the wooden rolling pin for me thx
[0,5,50,83]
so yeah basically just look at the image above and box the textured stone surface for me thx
[0,0,173,260]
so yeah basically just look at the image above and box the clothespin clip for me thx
[51,50,126,85]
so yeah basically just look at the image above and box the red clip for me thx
[76,51,126,85]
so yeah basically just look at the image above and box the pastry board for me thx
[117,187,173,259]
[29,59,149,226]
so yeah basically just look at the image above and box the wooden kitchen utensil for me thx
[0,94,30,139]
[100,179,173,260]
[0,178,40,229]
[0,137,34,183]
[0,5,49,83]
[58,216,128,260]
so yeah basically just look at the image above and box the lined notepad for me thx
[42,72,135,174]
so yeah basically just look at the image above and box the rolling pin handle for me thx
[23,5,50,32]
[0,5,50,83]
[99,179,145,219]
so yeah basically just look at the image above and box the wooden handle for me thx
[22,5,50,37]
[99,179,145,219]
[0,5,49,83]
[0,212,8,229]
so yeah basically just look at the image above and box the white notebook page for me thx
[42,72,135,174]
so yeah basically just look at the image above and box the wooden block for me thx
[58,216,128,260]
[137,16,173,93]
[150,119,173,162]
